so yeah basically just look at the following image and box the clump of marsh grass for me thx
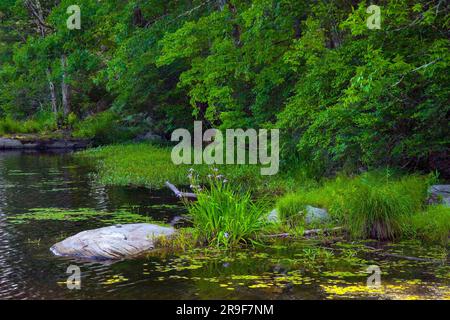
[276,171,431,240]
[340,173,428,240]
[276,175,350,226]
[401,205,450,245]
[276,192,327,228]
[185,169,270,248]
[153,228,198,253]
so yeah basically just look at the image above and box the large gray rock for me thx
[0,136,90,150]
[50,223,176,260]
[428,185,450,206]
[305,205,329,224]
[0,138,23,149]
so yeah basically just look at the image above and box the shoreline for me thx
[0,135,91,150]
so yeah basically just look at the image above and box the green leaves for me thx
[187,177,270,248]
[1,0,448,177]
[277,0,449,172]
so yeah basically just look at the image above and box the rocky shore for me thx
[0,135,90,150]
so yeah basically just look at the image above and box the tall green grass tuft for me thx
[276,175,350,225]
[0,111,57,135]
[277,191,329,227]
[341,174,428,240]
[401,205,450,244]
[276,172,431,240]
[186,171,269,248]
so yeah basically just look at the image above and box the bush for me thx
[0,118,23,135]
[33,110,57,131]
[401,205,450,245]
[0,111,57,135]
[73,111,140,145]
[67,112,79,129]
[186,171,270,248]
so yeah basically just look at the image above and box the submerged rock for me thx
[50,223,176,260]
[428,185,450,206]
[305,206,329,224]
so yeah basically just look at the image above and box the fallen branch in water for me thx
[165,181,197,199]
[263,227,344,239]
[364,246,443,263]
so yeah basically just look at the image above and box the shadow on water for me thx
[0,151,448,299]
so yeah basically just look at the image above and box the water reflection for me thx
[0,151,184,299]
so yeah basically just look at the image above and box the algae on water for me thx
[8,207,163,225]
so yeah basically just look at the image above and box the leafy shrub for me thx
[67,112,79,129]
[33,110,57,131]
[0,118,23,135]
[0,111,57,135]
[73,111,140,145]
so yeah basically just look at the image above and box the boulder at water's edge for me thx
[50,223,176,260]
[428,185,450,206]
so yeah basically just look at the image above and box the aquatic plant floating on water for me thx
[8,207,163,225]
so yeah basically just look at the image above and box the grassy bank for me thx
[76,143,294,192]
[276,172,449,244]
[0,110,140,144]
[77,143,449,246]
[401,205,450,244]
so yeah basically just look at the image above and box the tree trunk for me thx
[294,18,302,39]
[227,2,241,47]
[217,0,227,10]
[46,68,58,114]
[132,7,146,27]
[218,0,241,47]
[61,55,71,117]
[25,0,59,116]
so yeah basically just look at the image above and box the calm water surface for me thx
[0,151,448,299]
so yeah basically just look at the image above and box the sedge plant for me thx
[185,168,270,248]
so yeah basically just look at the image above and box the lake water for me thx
[0,151,448,299]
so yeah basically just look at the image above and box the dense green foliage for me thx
[1,1,448,175]
[72,110,145,144]
[0,111,57,135]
